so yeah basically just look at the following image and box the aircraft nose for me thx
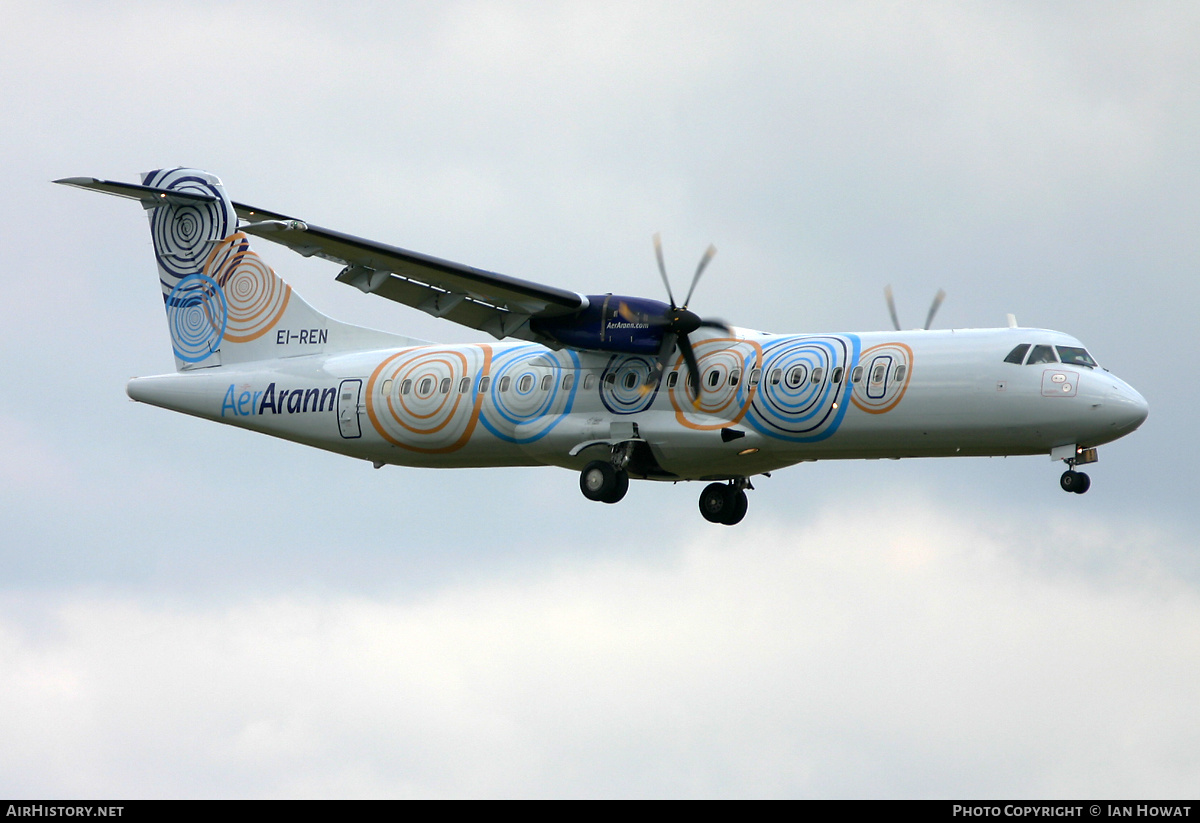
[1106,378,1149,434]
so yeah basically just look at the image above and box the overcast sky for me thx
[2,1,1198,798]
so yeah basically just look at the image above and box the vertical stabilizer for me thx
[142,168,338,370]
[57,168,421,370]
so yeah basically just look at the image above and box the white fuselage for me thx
[126,325,1148,482]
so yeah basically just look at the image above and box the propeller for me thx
[626,234,731,402]
[884,285,947,331]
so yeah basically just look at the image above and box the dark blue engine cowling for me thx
[530,295,669,354]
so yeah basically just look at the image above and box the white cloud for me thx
[1,499,1196,798]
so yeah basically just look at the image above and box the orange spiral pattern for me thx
[203,233,291,343]
[366,346,492,453]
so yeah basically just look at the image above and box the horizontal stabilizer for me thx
[54,177,217,209]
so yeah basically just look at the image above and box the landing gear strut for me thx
[699,479,750,525]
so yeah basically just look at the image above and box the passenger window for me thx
[871,364,886,384]
[623,372,639,390]
[894,365,907,382]
[518,375,533,392]
[603,373,616,387]
[770,369,782,385]
[1004,343,1030,364]
[811,367,823,384]
[562,374,574,390]
[831,367,843,384]
[583,374,596,390]
[1057,346,1097,368]
[851,366,863,384]
[499,376,511,392]
[749,368,762,387]
[1026,345,1058,365]
[667,371,678,388]
[440,378,451,394]
[401,379,412,395]
[786,366,807,387]
[381,378,393,395]
[729,369,741,387]
[478,376,491,392]
[419,377,433,394]
[541,374,554,391]
[459,377,471,394]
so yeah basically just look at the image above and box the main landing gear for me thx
[698,481,749,526]
[580,460,629,504]
[577,445,752,524]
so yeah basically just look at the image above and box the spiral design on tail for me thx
[166,273,227,363]
[143,169,234,288]
[205,233,291,343]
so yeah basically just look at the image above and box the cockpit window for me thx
[1056,346,1097,368]
[1004,343,1030,364]
[1026,345,1058,365]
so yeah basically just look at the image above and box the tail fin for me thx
[59,168,414,370]
[144,167,339,370]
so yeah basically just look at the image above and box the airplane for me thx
[57,168,1149,525]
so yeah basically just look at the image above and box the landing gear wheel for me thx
[1072,471,1090,494]
[699,483,748,525]
[725,489,748,525]
[580,461,629,504]
[1060,470,1091,494]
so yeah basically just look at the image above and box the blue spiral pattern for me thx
[745,335,859,442]
[599,355,660,414]
[481,346,580,443]
[166,273,227,363]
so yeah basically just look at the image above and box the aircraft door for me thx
[866,355,893,400]
[337,378,363,439]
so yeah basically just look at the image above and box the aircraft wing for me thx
[232,202,587,342]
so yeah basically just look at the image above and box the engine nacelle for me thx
[531,295,669,354]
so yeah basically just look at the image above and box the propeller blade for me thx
[696,318,734,335]
[653,233,677,308]
[884,284,901,331]
[639,331,678,396]
[923,289,947,330]
[678,333,703,405]
[681,244,717,309]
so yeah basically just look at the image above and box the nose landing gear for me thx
[699,479,750,525]
[1057,446,1097,494]
[1060,468,1091,494]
